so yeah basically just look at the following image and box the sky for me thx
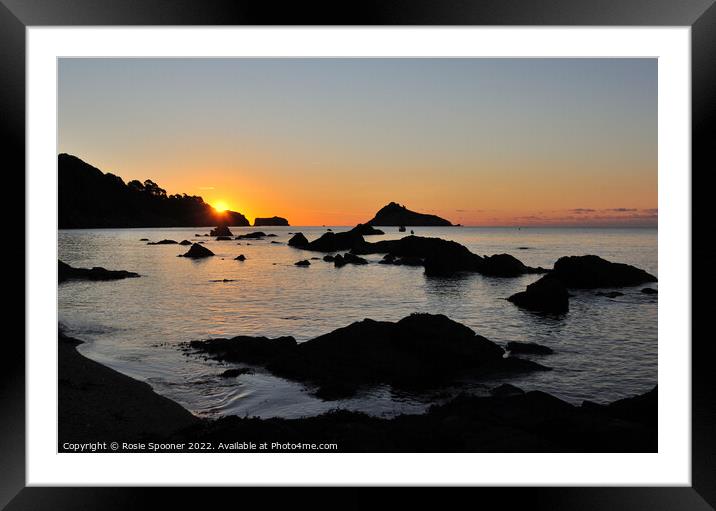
[58,58,657,227]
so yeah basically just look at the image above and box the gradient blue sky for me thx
[58,58,657,226]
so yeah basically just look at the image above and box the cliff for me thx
[58,154,249,228]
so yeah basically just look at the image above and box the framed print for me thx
[3,0,714,508]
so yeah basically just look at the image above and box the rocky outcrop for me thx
[179,243,215,258]
[507,256,656,314]
[210,225,233,237]
[58,260,140,283]
[189,313,548,399]
[507,275,570,313]
[254,216,289,226]
[365,202,452,226]
[551,255,657,288]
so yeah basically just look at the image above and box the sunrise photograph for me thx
[57,57,657,453]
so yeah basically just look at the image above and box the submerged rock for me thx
[235,254,246,261]
[506,341,554,355]
[215,236,232,241]
[323,255,335,262]
[595,291,624,298]
[294,260,311,266]
[641,287,658,295]
[189,313,548,399]
[58,260,140,283]
[147,239,178,245]
[507,275,569,313]
[210,225,233,237]
[236,232,268,240]
[220,368,255,378]
[180,243,215,258]
[552,255,657,288]
[489,383,526,398]
[139,238,149,241]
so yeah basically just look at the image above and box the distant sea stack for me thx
[254,216,289,227]
[366,202,452,227]
[58,154,250,228]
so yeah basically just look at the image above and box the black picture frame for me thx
[3,0,713,508]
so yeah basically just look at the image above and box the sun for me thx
[212,201,230,213]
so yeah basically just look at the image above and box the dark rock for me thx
[210,279,236,282]
[323,255,335,262]
[552,255,657,288]
[189,335,297,365]
[311,257,321,260]
[254,216,289,226]
[334,253,368,267]
[349,223,385,236]
[180,243,215,258]
[508,275,569,313]
[179,240,192,245]
[58,260,140,283]
[506,341,554,355]
[481,254,546,277]
[215,236,232,241]
[235,254,246,261]
[174,386,656,453]
[210,225,233,237]
[302,231,365,252]
[139,238,149,241]
[394,256,423,266]
[399,225,406,232]
[641,287,658,295]
[288,233,309,248]
[270,241,282,244]
[379,254,396,264]
[189,313,548,399]
[366,202,452,227]
[236,232,268,240]
[295,260,311,266]
[220,368,254,378]
[147,239,178,245]
[595,291,624,298]
[489,383,526,398]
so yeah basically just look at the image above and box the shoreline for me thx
[59,331,657,453]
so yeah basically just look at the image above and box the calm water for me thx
[58,226,657,419]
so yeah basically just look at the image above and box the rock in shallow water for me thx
[189,313,549,399]
[508,275,570,314]
[58,260,140,283]
[180,243,215,258]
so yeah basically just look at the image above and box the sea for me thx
[58,226,657,419]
